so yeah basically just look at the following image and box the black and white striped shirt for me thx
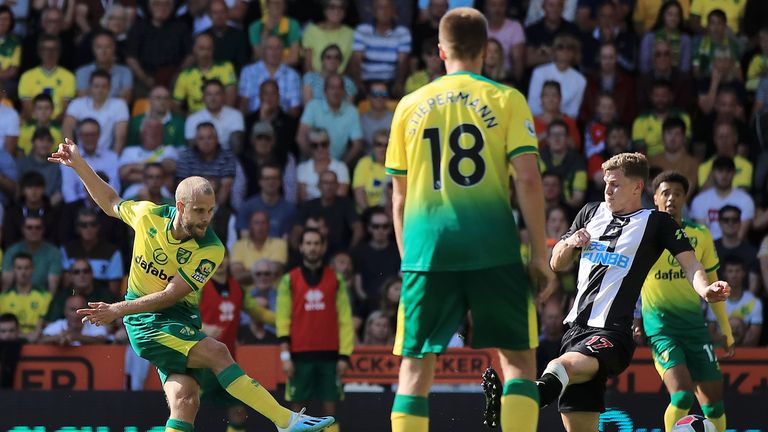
[562,202,693,332]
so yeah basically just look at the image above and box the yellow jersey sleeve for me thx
[115,200,158,229]
[385,97,410,176]
[178,244,225,292]
[698,226,720,274]
[504,89,539,160]
[222,62,237,86]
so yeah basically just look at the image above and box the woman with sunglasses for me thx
[302,44,357,104]
[296,127,349,202]
[352,128,388,212]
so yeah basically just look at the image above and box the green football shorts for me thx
[648,332,723,382]
[285,359,343,402]
[393,263,538,358]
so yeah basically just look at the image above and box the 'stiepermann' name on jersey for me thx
[582,241,630,268]
[407,91,498,135]
[135,255,174,281]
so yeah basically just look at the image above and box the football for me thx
[671,415,717,432]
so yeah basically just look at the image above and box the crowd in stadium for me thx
[0,0,767,388]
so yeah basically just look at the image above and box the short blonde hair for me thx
[438,7,487,61]
[601,152,649,182]
[175,176,214,205]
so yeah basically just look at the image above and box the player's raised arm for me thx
[48,137,121,218]
[77,272,195,325]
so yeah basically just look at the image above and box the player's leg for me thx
[317,359,342,432]
[561,412,599,432]
[392,270,464,432]
[321,402,338,432]
[648,334,696,432]
[536,351,600,407]
[469,264,540,432]
[163,374,201,432]
[696,380,726,432]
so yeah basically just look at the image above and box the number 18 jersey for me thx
[385,71,539,271]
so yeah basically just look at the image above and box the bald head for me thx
[175,176,215,205]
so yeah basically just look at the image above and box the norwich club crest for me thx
[177,248,192,264]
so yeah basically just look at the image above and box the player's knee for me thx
[702,401,724,418]
[170,389,200,415]
[201,338,233,368]
[398,357,435,395]
[670,391,694,409]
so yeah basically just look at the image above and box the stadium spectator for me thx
[587,123,632,194]
[173,33,237,113]
[99,4,130,62]
[0,90,18,157]
[63,69,130,153]
[714,205,760,293]
[16,128,63,205]
[18,34,75,121]
[377,276,401,331]
[359,81,394,152]
[0,252,50,341]
[533,81,581,151]
[0,313,24,388]
[125,163,174,205]
[302,0,354,74]
[351,207,400,314]
[58,171,128,247]
[176,122,236,206]
[362,310,393,345]
[184,79,245,153]
[536,301,566,376]
[410,0,444,65]
[204,176,238,252]
[329,251,361,333]
[542,171,575,220]
[697,48,745,116]
[231,211,289,288]
[18,93,62,156]
[525,0,580,69]
[759,234,768,297]
[482,38,515,86]
[638,1,692,74]
[205,0,249,72]
[237,163,297,239]
[540,120,587,210]
[2,216,62,293]
[631,79,691,157]
[485,0,525,82]
[61,208,123,294]
[126,85,186,148]
[692,9,741,80]
[296,129,350,201]
[294,170,363,257]
[44,258,116,322]
[745,28,768,92]
[350,0,411,96]
[406,37,445,94]
[118,118,178,197]
[125,0,192,92]
[579,42,637,126]
[302,44,357,104]
[526,0,578,27]
[60,119,120,203]
[691,86,748,160]
[528,33,586,118]
[276,228,354,422]
[648,118,699,199]
[240,258,280,344]
[689,0,746,35]
[238,34,302,116]
[248,0,301,67]
[2,172,60,249]
[0,5,21,88]
[582,2,637,72]
[75,31,133,101]
[39,295,109,346]
[297,74,363,164]
[582,93,617,167]
[243,79,299,161]
[21,7,76,71]
[637,40,696,113]
[234,122,298,208]
[708,257,762,346]
[690,156,754,241]
[698,120,752,190]
[633,0,691,35]
[352,129,388,211]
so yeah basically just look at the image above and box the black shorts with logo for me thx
[558,323,636,413]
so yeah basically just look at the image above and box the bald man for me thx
[50,137,334,432]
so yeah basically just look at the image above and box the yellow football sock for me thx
[664,391,693,432]
[165,419,193,432]
[501,379,539,432]
[225,424,246,432]
[217,364,292,428]
[325,424,340,432]
[702,402,726,432]
[391,394,429,432]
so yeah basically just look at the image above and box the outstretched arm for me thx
[676,250,730,303]
[49,138,122,219]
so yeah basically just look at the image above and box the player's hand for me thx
[282,359,294,378]
[703,281,731,303]
[336,359,349,377]
[48,138,84,169]
[77,302,120,326]
[720,343,736,360]
[564,228,591,249]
